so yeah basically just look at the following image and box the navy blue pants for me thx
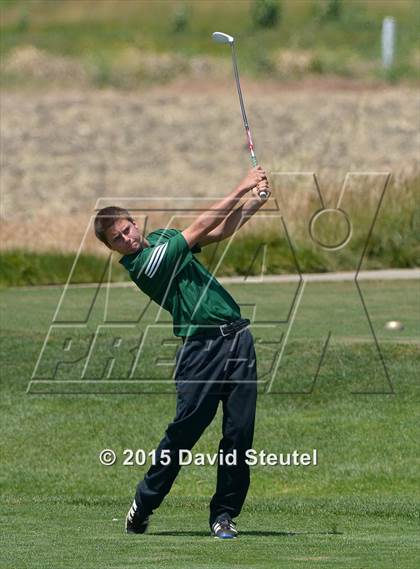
[134,327,258,527]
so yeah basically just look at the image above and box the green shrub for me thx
[250,0,281,29]
[171,4,190,34]
[16,7,30,33]
[315,0,343,22]
[253,47,276,75]
[87,53,114,87]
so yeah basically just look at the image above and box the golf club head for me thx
[212,32,234,45]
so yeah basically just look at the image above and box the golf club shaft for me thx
[230,43,267,198]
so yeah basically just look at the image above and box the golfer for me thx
[94,166,270,539]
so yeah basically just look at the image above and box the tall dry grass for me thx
[1,174,418,286]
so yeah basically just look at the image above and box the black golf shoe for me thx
[125,499,150,534]
[211,514,238,539]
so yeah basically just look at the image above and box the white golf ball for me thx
[384,320,404,331]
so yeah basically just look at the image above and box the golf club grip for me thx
[250,155,269,199]
[249,155,268,199]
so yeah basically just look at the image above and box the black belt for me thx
[181,318,250,342]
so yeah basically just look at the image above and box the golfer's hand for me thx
[238,166,267,193]
[253,179,271,201]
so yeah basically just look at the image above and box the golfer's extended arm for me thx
[182,185,247,248]
[207,195,266,242]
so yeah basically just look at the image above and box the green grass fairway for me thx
[1,280,419,568]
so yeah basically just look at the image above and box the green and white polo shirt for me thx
[119,228,241,337]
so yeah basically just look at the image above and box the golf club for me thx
[212,31,268,199]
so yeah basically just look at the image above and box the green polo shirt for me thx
[119,228,241,337]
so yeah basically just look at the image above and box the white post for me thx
[381,17,396,69]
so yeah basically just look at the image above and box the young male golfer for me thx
[94,166,270,539]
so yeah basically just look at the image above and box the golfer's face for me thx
[106,219,142,255]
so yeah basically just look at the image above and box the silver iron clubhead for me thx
[212,32,234,44]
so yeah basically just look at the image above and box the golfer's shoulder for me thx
[119,244,161,280]
[145,228,189,253]
[118,248,146,272]
[138,228,185,271]
[146,228,180,245]
[147,228,200,255]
